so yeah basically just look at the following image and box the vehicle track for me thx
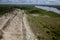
[22,12,27,40]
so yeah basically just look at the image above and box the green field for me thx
[26,7,60,40]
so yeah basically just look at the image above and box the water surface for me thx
[36,6,60,14]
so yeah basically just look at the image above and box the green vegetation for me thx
[25,6,60,17]
[26,6,60,40]
[0,4,34,16]
[0,7,15,16]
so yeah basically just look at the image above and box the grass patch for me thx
[27,14,60,40]
[0,7,15,16]
[26,6,60,40]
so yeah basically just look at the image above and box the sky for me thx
[0,0,60,5]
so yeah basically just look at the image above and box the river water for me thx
[36,6,60,14]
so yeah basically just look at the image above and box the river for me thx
[36,6,60,14]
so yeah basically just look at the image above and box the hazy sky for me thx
[0,0,60,5]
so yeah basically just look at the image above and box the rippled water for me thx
[36,6,60,14]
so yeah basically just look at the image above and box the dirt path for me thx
[23,13,37,40]
[0,9,37,40]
